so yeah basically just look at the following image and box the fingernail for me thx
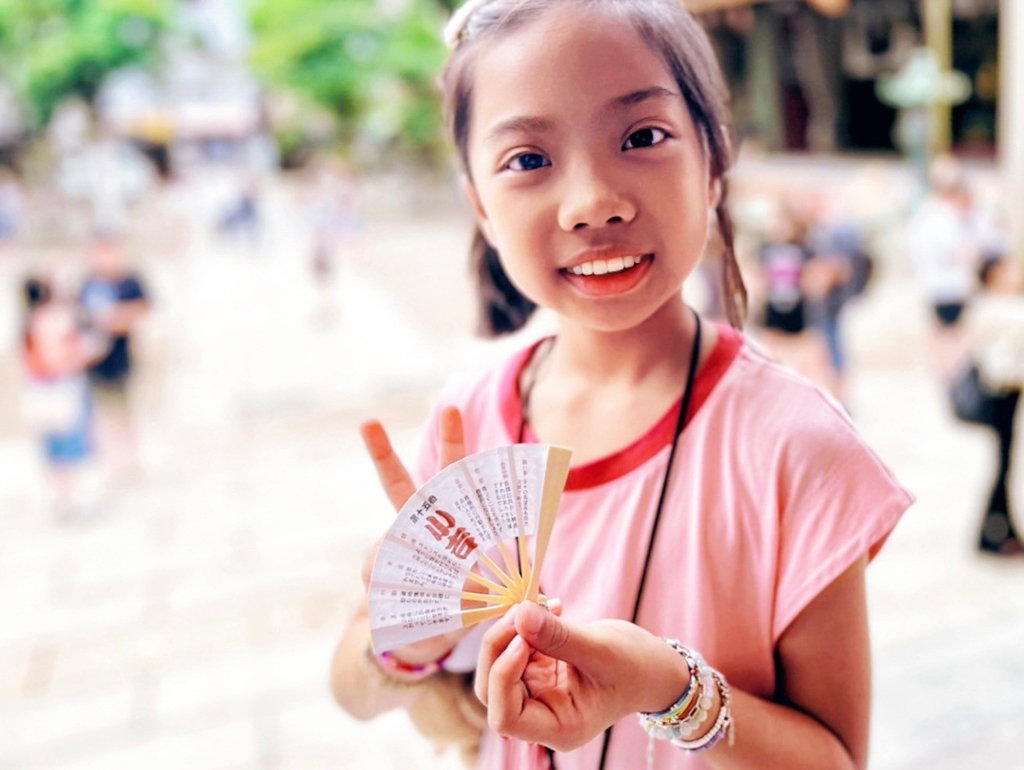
[508,635,525,655]
[547,597,562,613]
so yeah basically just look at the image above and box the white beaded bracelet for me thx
[637,640,735,760]
[671,669,735,752]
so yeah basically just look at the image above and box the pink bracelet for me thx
[374,648,453,682]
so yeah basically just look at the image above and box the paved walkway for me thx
[1,168,1022,769]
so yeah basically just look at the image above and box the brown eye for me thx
[507,152,551,172]
[623,127,668,151]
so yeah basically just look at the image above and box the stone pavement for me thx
[1,167,1023,769]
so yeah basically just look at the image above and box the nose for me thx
[557,162,637,232]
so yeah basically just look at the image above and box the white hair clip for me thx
[443,0,491,48]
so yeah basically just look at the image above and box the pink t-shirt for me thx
[414,324,914,770]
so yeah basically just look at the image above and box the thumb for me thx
[514,602,600,667]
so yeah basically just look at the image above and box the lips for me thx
[559,254,654,297]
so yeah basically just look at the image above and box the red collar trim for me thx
[499,323,744,490]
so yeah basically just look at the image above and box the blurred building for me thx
[691,0,1024,250]
[693,0,1001,155]
[91,0,265,176]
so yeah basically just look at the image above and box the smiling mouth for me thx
[559,254,655,297]
[560,254,652,277]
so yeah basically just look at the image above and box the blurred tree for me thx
[0,0,172,128]
[249,0,450,166]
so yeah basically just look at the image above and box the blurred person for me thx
[962,256,1024,556]
[804,199,875,404]
[79,229,150,482]
[0,166,24,256]
[305,159,363,326]
[216,172,262,251]
[907,155,981,378]
[21,276,102,521]
[753,201,832,391]
[331,3,913,769]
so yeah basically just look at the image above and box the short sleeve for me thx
[772,399,914,641]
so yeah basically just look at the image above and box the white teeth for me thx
[567,255,646,276]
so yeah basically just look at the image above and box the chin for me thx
[559,304,666,334]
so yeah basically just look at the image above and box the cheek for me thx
[485,194,552,282]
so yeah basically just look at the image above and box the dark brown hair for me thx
[441,0,747,335]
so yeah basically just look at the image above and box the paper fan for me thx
[369,443,572,653]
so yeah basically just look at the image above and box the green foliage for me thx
[250,0,450,165]
[0,0,171,126]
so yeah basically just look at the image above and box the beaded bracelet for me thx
[637,640,735,755]
[642,640,700,725]
[671,670,735,752]
[642,668,714,742]
[364,646,445,687]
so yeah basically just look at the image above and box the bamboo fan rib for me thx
[369,444,572,653]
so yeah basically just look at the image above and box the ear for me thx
[461,175,497,247]
[708,174,723,211]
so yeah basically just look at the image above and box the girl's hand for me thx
[360,407,471,665]
[476,603,692,752]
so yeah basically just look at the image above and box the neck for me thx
[549,296,695,388]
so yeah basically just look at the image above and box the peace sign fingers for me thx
[360,407,468,514]
[438,406,467,470]
[360,419,417,512]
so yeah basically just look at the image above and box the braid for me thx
[714,178,747,330]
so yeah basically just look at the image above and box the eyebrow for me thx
[483,86,680,145]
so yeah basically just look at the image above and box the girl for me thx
[331,2,913,769]
[21,276,101,521]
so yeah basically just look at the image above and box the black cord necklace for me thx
[516,311,704,770]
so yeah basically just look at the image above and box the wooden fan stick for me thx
[525,447,572,602]
[461,590,513,606]
[459,594,553,627]
[465,570,514,599]
[477,551,519,593]
[497,540,524,593]
[516,535,532,599]
[459,603,510,628]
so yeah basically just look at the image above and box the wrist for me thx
[636,640,696,714]
[637,640,736,753]
[388,642,455,669]
[366,646,448,686]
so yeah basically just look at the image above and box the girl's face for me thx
[464,5,714,333]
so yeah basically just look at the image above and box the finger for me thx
[360,420,417,512]
[475,604,520,706]
[515,602,599,667]
[487,634,532,737]
[439,406,467,469]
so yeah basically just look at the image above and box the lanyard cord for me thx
[515,312,703,770]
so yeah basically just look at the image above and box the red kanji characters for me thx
[426,509,455,541]
[446,528,478,559]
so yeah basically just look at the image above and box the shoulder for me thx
[715,339,899,486]
[719,340,848,433]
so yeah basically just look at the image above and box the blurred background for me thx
[1,0,1023,767]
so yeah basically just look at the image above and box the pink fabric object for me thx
[414,324,914,770]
